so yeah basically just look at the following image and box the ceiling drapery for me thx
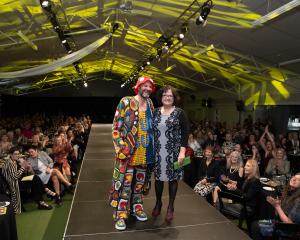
[0,33,111,79]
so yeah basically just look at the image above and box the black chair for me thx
[273,222,300,240]
[218,190,250,230]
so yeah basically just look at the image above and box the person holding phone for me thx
[152,85,189,222]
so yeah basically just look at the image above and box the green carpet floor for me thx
[16,193,73,240]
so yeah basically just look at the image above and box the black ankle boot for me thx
[55,195,62,205]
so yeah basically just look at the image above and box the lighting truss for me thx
[40,0,86,82]
[121,0,214,88]
[252,0,300,26]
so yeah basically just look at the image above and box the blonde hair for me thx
[275,147,287,161]
[245,159,260,179]
[227,150,243,170]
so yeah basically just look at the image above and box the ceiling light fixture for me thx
[178,33,185,40]
[41,0,50,8]
[112,23,119,33]
[196,0,213,26]
[252,0,300,26]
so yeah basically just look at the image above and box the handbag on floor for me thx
[194,182,215,197]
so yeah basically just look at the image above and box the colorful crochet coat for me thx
[109,96,154,209]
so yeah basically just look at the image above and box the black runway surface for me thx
[63,124,250,240]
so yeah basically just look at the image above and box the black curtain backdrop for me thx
[1,95,122,123]
[1,95,159,123]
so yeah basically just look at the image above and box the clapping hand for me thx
[266,196,281,208]
[227,182,237,191]
[20,160,28,169]
[265,125,269,133]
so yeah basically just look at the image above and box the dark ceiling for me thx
[0,0,299,107]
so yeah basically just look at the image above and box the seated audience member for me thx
[290,132,300,152]
[1,147,28,213]
[27,146,73,204]
[251,144,261,165]
[259,125,276,174]
[230,159,262,235]
[0,134,13,156]
[252,173,300,240]
[13,128,25,146]
[188,133,201,154]
[73,123,86,161]
[33,127,44,140]
[194,147,221,198]
[212,151,244,206]
[6,131,14,144]
[224,146,233,165]
[21,122,33,140]
[66,128,79,180]
[11,150,54,210]
[278,135,289,152]
[234,143,242,155]
[222,132,235,153]
[203,130,219,150]
[244,133,257,155]
[195,130,205,149]
[31,134,44,150]
[265,148,290,178]
[52,135,73,181]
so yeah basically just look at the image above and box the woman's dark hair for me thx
[282,173,300,206]
[27,145,38,151]
[157,85,180,106]
[9,146,20,154]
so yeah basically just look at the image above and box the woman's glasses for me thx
[162,94,174,99]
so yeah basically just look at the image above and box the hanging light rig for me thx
[196,0,213,26]
[121,0,214,89]
[40,0,88,87]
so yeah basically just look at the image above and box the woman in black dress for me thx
[212,150,244,205]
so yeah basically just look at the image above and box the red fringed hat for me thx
[134,76,156,94]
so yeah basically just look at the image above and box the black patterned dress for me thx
[153,107,189,181]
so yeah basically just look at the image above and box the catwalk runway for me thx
[63,124,250,240]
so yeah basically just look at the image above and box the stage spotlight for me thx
[196,1,212,25]
[179,23,188,39]
[178,33,185,40]
[112,23,119,33]
[41,0,50,8]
